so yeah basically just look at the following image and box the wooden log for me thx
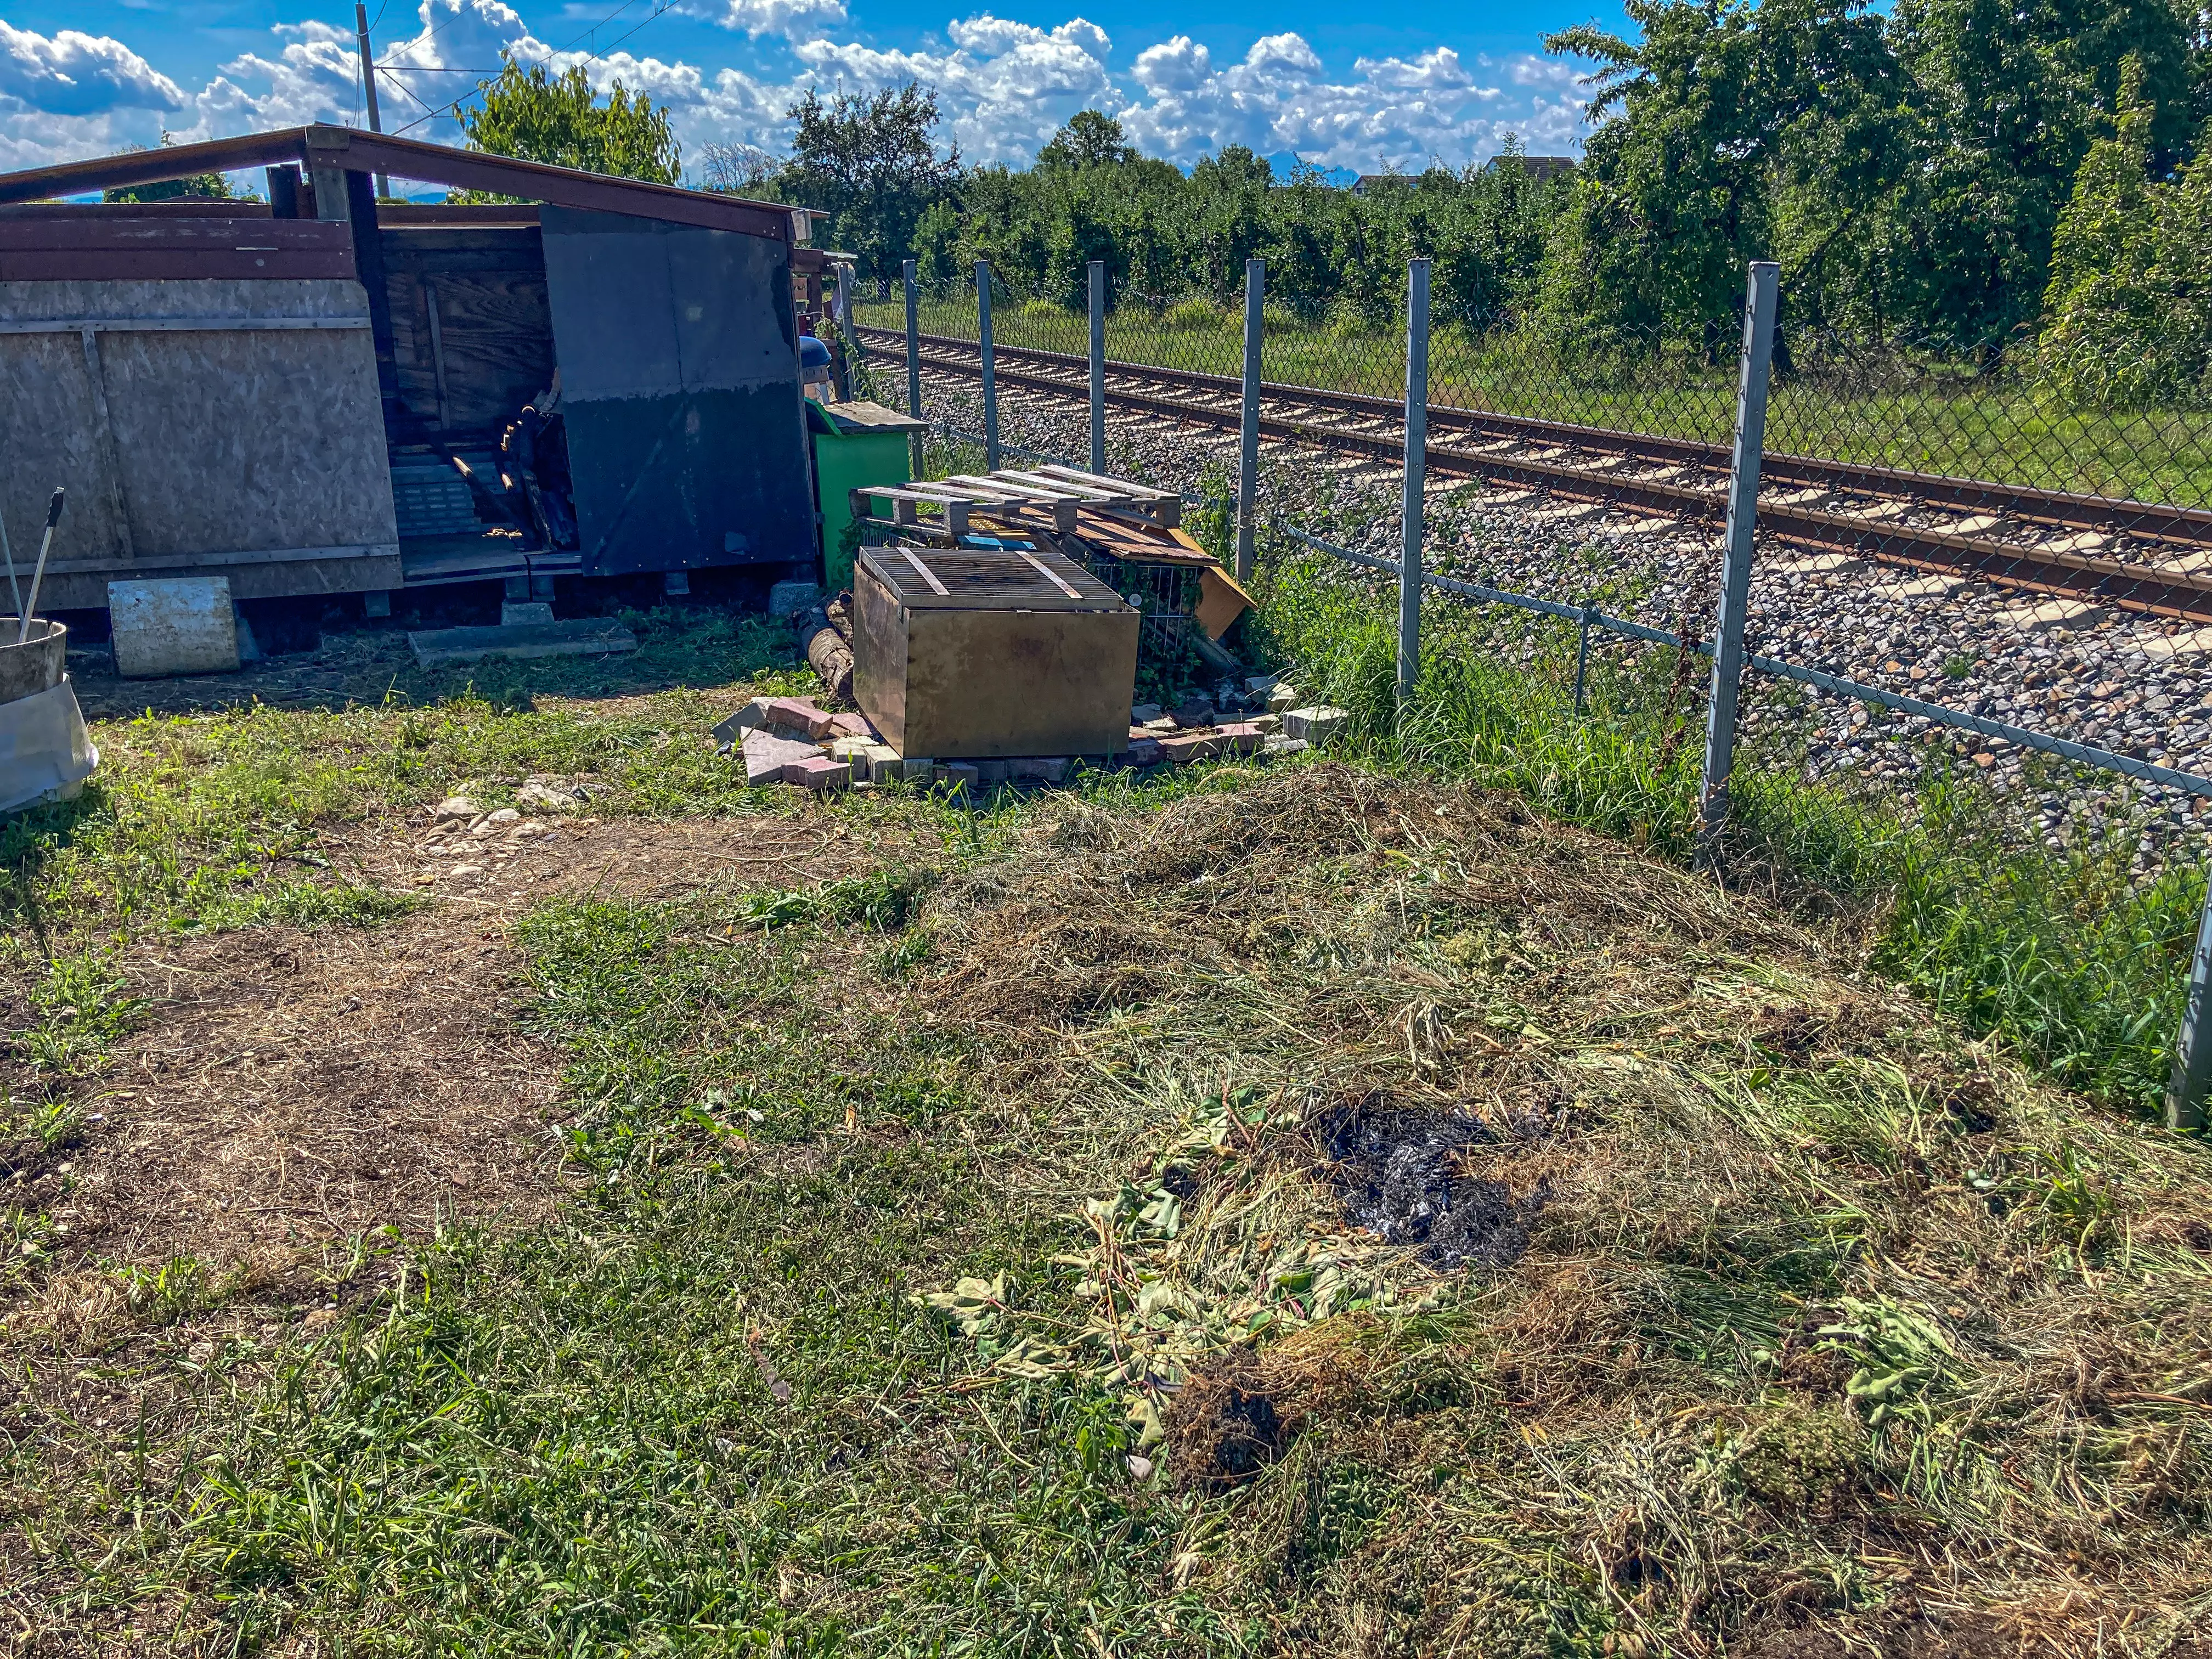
[804,615,855,702]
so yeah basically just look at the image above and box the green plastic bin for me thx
[809,399,927,595]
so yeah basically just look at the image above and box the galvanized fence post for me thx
[902,258,923,475]
[976,259,999,471]
[2168,880,2212,1130]
[833,262,857,400]
[1237,258,1265,584]
[1398,257,1431,705]
[1088,260,1107,476]
[1695,261,1781,865]
[1572,603,1596,715]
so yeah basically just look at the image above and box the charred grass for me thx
[10,767,2208,1654]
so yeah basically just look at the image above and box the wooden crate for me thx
[853,542,1138,759]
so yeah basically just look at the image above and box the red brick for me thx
[765,697,835,740]
[782,756,851,791]
[1155,732,1221,764]
[1012,756,1071,783]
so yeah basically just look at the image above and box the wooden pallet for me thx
[850,466,1182,542]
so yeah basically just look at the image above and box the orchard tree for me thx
[460,60,680,186]
[781,83,961,281]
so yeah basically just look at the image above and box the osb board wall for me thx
[380,226,556,440]
[0,278,399,607]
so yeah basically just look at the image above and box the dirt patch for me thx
[1324,1099,1552,1269]
[6,807,926,1346]
[1169,1331,1373,1491]
[320,805,922,913]
[10,906,563,1340]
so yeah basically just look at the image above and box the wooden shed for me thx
[0,126,832,613]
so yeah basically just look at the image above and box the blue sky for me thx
[1,1,1623,180]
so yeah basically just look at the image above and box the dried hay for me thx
[906,765,2212,1654]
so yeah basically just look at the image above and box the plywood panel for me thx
[380,226,554,440]
[0,330,125,559]
[0,277,397,598]
[386,272,554,438]
[93,325,393,553]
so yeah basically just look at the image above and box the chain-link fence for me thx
[852,256,2212,1129]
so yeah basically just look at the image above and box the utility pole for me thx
[354,3,392,201]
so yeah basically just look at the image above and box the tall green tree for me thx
[2041,57,2212,404]
[1037,110,1138,171]
[1542,0,1904,347]
[1869,0,2191,344]
[781,83,961,282]
[460,59,680,185]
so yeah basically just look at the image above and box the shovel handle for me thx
[44,487,64,529]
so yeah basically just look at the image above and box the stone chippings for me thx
[907,368,2212,868]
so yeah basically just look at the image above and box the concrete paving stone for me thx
[1125,737,1164,766]
[710,698,774,750]
[1012,756,1071,783]
[741,728,826,786]
[1156,732,1222,764]
[765,697,836,740]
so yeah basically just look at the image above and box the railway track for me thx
[857,326,2212,624]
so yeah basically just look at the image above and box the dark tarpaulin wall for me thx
[539,205,810,576]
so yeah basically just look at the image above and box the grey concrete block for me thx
[769,580,822,618]
[407,619,636,668]
[1282,706,1350,742]
[109,577,240,678]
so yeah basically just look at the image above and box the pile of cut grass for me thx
[1245,552,2207,1116]
[19,768,2206,1654]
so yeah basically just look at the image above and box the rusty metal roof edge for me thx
[0,124,792,241]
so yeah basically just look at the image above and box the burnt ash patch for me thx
[1325,1102,1551,1269]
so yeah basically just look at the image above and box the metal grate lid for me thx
[857,544,1129,612]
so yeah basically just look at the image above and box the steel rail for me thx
[867,326,2212,544]
[870,326,2212,623]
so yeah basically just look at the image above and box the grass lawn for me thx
[3,599,2210,1655]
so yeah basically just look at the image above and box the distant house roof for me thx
[1489,155,1577,183]
[0,123,794,241]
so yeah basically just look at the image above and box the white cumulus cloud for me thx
[0,21,183,118]
[679,0,850,42]
[0,8,1590,186]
